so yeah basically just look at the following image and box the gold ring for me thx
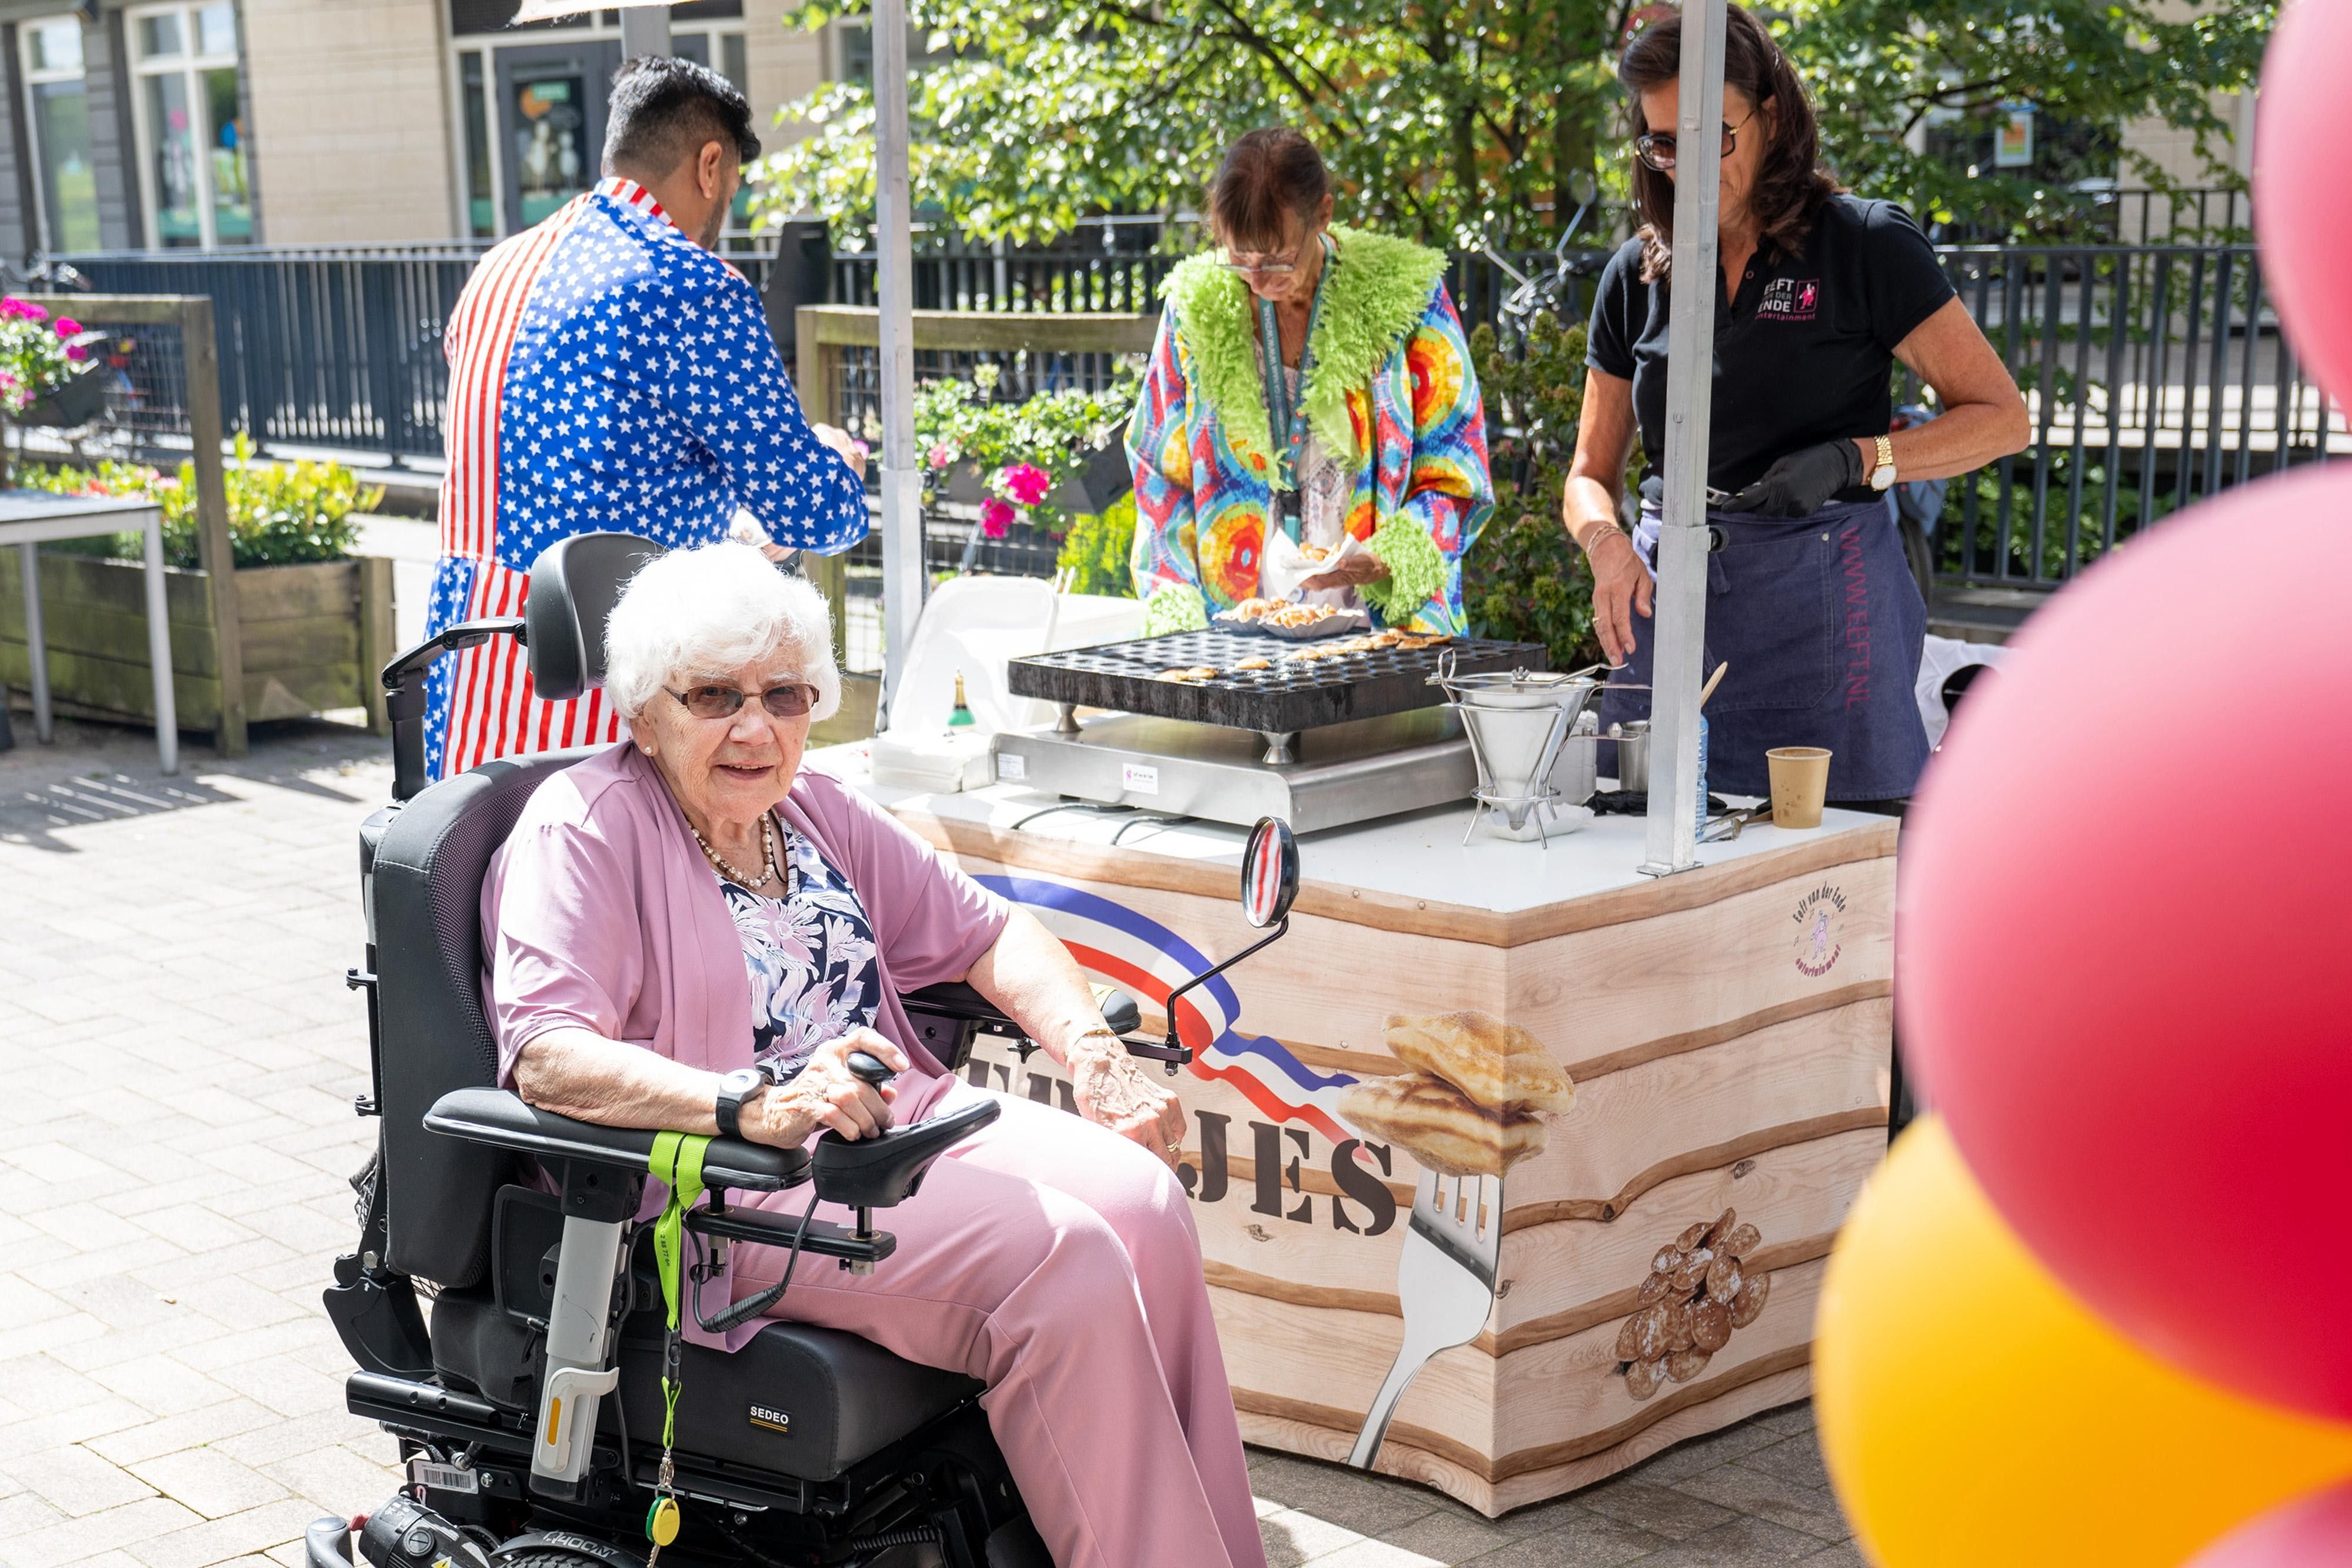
[1166,1143,1182,1157]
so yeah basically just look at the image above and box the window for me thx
[18,16,102,252]
[127,1,253,247]
[460,50,496,237]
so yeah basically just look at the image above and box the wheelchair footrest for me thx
[685,1205,897,1266]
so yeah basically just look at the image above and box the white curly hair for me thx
[602,542,842,725]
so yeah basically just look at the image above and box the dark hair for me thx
[603,55,759,177]
[1617,4,1838,282]
[1207,129,1330,253]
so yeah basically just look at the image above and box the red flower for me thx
[980,497,1016,539]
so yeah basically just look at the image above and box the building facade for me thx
[0,0,841,254]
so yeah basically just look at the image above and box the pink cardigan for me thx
[484,742,1007,1086]
[479,743,1009,1347]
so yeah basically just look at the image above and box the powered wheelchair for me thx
[306,535,1302,1568]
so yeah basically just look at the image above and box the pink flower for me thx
[1000,462,1052,506]
[0,298,22,319]
[979,497,1016,539]
[16,302,46,325]
[65,344,89,361]
[54,318,81,337]
[927,444,951,471]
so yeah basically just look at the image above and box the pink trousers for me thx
[728,1073,1266,1568]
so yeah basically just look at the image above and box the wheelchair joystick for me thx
[845,1050,896,1088]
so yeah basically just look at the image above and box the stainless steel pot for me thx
[1613,720,1652,793]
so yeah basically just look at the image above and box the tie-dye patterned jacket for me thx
[1124,226,1494,634]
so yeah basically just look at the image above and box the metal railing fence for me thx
[41,228,2340,597]
[1925,243,2340,589]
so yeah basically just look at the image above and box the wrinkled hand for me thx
[728,512,797,565]
[1297,548,1387,595]
[1067,1037,1187,1170]
[1726,439,1864,518]
[812,423,870,481]
[1585,528,1654,669]
[750,1028,908,1146]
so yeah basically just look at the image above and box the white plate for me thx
[1212,606,1373,640]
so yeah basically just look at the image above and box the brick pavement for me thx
[0,717,1862,1567]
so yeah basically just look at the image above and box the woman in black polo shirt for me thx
[1565,4,2029,805]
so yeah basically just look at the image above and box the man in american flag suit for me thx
[422,56,869,782]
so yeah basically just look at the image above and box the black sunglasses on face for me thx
[667,682,815,720]
[1636,108,1757,172]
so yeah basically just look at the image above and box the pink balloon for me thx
[2188,1483,2352,1567]
[1900,467,2352,1421]
[2257,0,2352,409]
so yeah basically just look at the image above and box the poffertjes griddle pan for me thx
[1007,629,1548,735]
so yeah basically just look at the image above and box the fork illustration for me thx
[1347,1168,1503,1469]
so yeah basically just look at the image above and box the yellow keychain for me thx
[646,1494,680,1547]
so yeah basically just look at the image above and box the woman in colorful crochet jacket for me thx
[1125,129,1495,635]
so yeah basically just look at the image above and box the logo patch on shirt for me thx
[1757,278,1821,322]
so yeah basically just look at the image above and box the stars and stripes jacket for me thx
[421,176,868,782]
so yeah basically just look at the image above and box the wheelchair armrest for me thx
[425,1088,810,1192]
[900,980,1143,1037]
[813,1099,1000,1209]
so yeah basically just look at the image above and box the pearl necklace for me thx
[693,813,783,892]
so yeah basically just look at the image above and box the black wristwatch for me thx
[714,1066,769,1140]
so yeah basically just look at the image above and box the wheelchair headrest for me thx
[527,533,666,703]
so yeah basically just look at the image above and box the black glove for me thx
[1726,439,1865,517]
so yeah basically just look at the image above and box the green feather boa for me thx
[1161,226,1447,485]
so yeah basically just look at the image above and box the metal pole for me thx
[1638,0,1727,879]
[617,3,671,59]
[873,0,922,712]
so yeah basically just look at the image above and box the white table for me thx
[1,489,178,774]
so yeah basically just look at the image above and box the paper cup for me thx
[1767,747,1832,829]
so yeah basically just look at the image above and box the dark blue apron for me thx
[1597,498,1930,801]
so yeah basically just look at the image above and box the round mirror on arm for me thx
[1242,817,1300,929]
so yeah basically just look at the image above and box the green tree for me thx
[752,0,2274,250]
[1776,0,2273,239]
[750,0,1636,249]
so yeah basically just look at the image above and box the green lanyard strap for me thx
[643,1129,709,1557]
[1255,235,1333,541]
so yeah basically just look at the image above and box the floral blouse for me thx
[716,816,882,1081]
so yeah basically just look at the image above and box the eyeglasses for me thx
[1219,246,1307,277]
[1635,108,1757,173]
[667,682,815,720]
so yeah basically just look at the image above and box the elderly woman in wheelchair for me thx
[466,541,1263,1568]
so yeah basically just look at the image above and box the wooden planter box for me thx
[0,549,396,745]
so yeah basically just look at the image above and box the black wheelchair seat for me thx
[425,1285,982,1483]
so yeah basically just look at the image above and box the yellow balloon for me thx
[1816,1117,2352,1568]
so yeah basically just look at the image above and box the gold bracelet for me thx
[1067,1024,1124,1052]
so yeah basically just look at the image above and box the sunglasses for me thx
[1635,108,1757,172]
[667,682,815,721]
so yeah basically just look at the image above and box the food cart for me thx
[813,719,1893,1514]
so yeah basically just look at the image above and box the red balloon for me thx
[2188,1483,2352,1567]
[1900,468,2352,1422]
[2258,0,2352,408]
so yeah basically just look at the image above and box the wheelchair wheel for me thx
[492,1550,610,1568]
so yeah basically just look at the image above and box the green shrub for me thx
[1464,315,1603,671]
[18,433,382,569]
[1055,493,1138,597]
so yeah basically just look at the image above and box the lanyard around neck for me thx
[1256,235,1334,522]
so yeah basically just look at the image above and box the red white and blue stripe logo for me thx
[977,875,1360,1143]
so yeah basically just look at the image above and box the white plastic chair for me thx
[882,576,1143,736]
